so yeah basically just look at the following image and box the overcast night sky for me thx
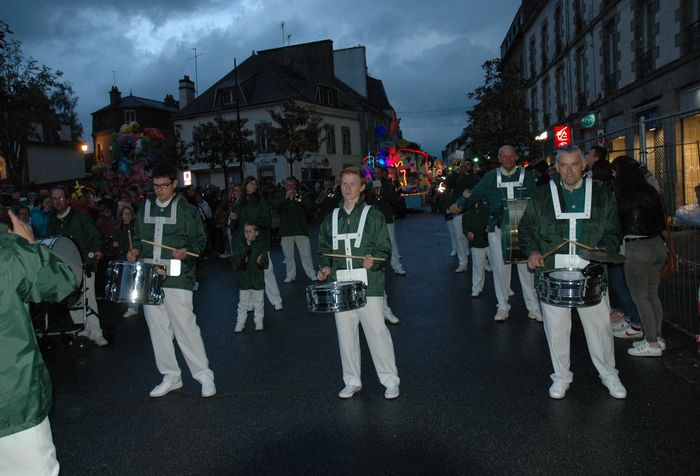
[3,0,520,157]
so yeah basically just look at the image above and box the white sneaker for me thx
[455,265,467,273]
[393,268,406,276]
[602,377,627,399]
[508,289,515,297]
[255,322,264,331]
[234,322,245,333]
[201,381,217,398]
[612,320,644,339]
[384,385,400,400]
[338,385,362,399]
[549,381,569,399]
[384,313,400,324]
[528,311,543,322]
[123,308,138,318]
[284,277,295,283]
[274,303,284,311]
[633,337,666,351]
[628,340,662,357]
[92,335,109,347]
[494,309,509,321]
[471,291,483,298]
[149,379,183,398]
[450,251,457,257]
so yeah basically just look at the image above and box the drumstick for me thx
[563,238,596,250]
[541,240,569,259]
[141,239,200,258]
[323,253,386,262]
[127,229,133,250]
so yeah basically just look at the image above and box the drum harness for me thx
[496,167,528,226]
[331,205,372,284]
[549,176,593,265]
[142,196,181,275]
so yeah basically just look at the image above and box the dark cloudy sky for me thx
[4,0,520,156]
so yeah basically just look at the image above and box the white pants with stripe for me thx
[334,296,400,389]
[238,289,264,325]
[0,417,59,476]
[281,235,316,281]
[143,288,214,384]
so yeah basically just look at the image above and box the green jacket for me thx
[518,179,621,277]
[0,233,77,438]
[232,239,269,290]
[272,190,311,237]
[48,207,103,273]
[456,167,536,231]
[318,203,391,297]
[366,179,402,224]
[134,195,207,290]
[462,200,490,248]
[235,194,272,247]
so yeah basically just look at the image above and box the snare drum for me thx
[537,266,607,308]
[501,198,529,263]
[105,260,166,305]
[306,281,366,313]
[38,236,83,289]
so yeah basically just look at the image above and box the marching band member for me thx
[368,166,406,275]
[127,162,216,398]
[450,145,541,322]
[232,222,269,333]
[316,178,340,223]
[317,167,400,400]
[518,145,626,400]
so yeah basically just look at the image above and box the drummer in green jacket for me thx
[0,210,77,475]
[232,222,269,333]
[317,167,400,400]
[48,185,108,346]
[127,162,216,399]
[518,145,626,400]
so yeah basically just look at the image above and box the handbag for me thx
[660,196,678,278]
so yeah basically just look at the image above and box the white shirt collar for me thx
[499,166,518,177]
[156,196,174,207]
[56,206,71,219]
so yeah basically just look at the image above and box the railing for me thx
[683,20,700,55]
[637,49,654,79]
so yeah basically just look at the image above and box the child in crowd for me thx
[116,206,139,318]
[232,222,269,332]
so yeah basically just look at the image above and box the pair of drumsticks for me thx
[127,230,200,258]
[541,238,596,259]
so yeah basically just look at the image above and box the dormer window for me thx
[124,110,136,123]
[220,88,237,106]
[316,86,338,107]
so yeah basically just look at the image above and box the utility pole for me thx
[234,57,244,183]
[281,22,285,47]
[112,70,116,86]
[191,48,201,97]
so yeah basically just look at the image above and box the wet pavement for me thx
[43,211,700,475]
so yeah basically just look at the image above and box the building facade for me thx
[502,0,700,207]
[173,40,396,189]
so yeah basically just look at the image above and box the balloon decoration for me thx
[109,121,165,188]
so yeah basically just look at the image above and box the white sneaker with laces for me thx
[384,385,400,400]
[632,337,666,351]
[612,320,644,339]
[602,378,627,399]
[201,381,217,398]
[149,379,183,398]
[338,385,362,399]
[494,309,509,321]
[549,381,569,399]
[628,340,662,357]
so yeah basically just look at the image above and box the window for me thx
[316,86,338,107]
[603,20,618,94]
[684,0,700,53]
[529,37,537,78]
[97,143,104,162]
[636,0,654,77]
[575,47,587,109]
[124,110,136,123]
[540,21,549,68]
[325,125,336,154]
[255,123,270,153]
[556,64,566,118]
[219,88,236,106]
[530,88,538,114]
[341,127,351,155]
[542,76,550,125]
[554,4,563,56]
[574,0,584,34]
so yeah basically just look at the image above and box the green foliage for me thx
[190,114,256,184]
[267,100,323,176]
[151,128,191,172]
[0,21,83,185]
[466,59,540,162]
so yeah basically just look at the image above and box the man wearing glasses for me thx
[48,186,108,346]
[127,163,216,398]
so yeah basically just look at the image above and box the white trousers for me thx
[451,215,470,267]
[541,300,619,384]
[447,219,458,254]
[383,292,395,316]
[387,223,404,272]
[335,296,400,388]
[143,288,214,384]
[238,289,264,325]
[281,235,316,280]
[487,228,539,313]
[470,247,488,294]
[263,253,283,307]
[69,272,105,341]
[0,417,59,476]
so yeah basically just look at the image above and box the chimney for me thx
[163,94,178,108]
[179,75,195,109]
[109,86,121,106]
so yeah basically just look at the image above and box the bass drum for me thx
[38,236,84,290]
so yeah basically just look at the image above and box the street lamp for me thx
[80,143,88,153]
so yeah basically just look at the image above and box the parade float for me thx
[109,121,166,189]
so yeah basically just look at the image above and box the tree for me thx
[151,128,191,172]
[190,114,256,187]
[267,100,324,177]
[465,59,540,162]
[0,21,83,185]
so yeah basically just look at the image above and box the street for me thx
[45,211,699,475]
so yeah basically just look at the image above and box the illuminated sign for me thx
[183,170,192,186]
[581,113,596,128]
[554,125,571,148]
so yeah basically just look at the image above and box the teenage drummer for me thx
[126,162,216,399]
[518,145,626,400]
[449,145,541,322]
[317,167,400,400]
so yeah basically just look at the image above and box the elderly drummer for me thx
[518,145,626,400]
[449,145,541,322]
[127,162,216,399]
[317,167,400,400]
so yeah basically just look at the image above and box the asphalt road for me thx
[42,211,700,475]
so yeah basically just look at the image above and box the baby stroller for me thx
[32,236,100,355]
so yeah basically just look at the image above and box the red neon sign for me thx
[554,126,571,148]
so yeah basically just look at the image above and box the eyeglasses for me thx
[153,182,174,190]
[51,196,66,201]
